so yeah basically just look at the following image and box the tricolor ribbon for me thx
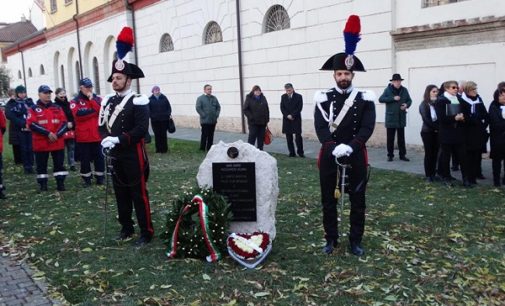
[166,195,222,262]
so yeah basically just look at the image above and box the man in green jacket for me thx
[379,74,412,161]
[196,84,221,151]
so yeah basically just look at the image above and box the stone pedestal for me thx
[196,140,279,239]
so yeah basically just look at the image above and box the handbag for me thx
[168,118,176,134]
[264,126,272,145]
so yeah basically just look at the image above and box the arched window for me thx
[28,68,32,78]
[159,33,174,52]
[60,65,66,88]
[264,5,290,33]
[40,64,45,75]
[18,70,22,79]
[93,57,101,95]
[203,21,223,45]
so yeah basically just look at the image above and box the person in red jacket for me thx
[70,78,105,186]
[26,85,68,192]
[0,108,7,199]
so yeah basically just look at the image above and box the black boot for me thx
[56,180,65,191]
[39,181,48,192]
[96,176,104,186]
[0,190,6,199]
[83,177,92,187]
[350,242,365,256]
[323,239,338,254]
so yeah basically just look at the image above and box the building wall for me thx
[6,0,505,147]
[134,0,393,144]
[44,0,110,28]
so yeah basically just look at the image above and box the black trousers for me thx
[438,143,467,180]
[387,128,406,158]
[492,159,505,184]
[466,149,481,183]
[248,124,266,150]
[286,133,304,156]
[111,143,153,239]
[319,143,367,244]
[200,124,216,151]
[151,120,169,153]
[18,131,34,172]
[77,142,105,182]
[35,150,66,184]
[12,144,22,165]
[421,131,439,178]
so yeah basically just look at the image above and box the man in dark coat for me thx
[280,83,304,157]
[314,15,376,257]
[99,27,153,246]
[379,74,412,161]
[149,86,172,153]
[196,84,220,151]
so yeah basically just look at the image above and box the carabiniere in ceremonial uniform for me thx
[314,15,376,256]
[99,27,153,246]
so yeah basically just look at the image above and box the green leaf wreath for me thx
[162,186,232,260]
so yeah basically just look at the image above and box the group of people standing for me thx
[2,79,105,193]
[419,80,505,187]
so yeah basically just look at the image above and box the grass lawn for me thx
[0,139,504,305]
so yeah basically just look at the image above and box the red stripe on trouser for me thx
[136,141,153,236]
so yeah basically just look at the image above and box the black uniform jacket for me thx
[434,95,467,145]
[280,92,303,134]
[488,100,505,158]
[314,88,376,153]
[99,92,150,154]
[459,95,489,150]
[419,102,439,133]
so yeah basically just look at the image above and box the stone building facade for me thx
[4,0,505,146]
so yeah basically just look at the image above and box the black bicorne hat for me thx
[107,27,145,82]
[320,52,365,72]
[107,59,145,82]
[320,15,366,72]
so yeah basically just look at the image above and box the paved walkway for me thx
[0,127,495,305]
[0,256,54,306]
[172,127,494,186]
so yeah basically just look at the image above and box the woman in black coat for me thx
[434,80,471,187]
[488,87,505,186]
[459,81,489,185]
[419,84,440,182]
[243,85,269,150]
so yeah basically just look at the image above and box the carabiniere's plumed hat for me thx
[107,27,145,82]
[320,15,365,72]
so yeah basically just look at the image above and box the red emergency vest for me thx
[70,95,102,143]
[27,102,66,152]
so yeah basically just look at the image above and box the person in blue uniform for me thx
[314,15,376,256]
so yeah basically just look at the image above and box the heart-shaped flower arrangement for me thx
[227,232,272,269]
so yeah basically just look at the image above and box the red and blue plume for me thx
[343,15,361,55]
[116,27,134,60]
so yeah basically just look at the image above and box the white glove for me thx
[101,136,119,149]
[332,144,353,158]
[101,140,115,150]
[101,136,119,145]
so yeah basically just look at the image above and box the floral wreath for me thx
[162,187,231,262]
